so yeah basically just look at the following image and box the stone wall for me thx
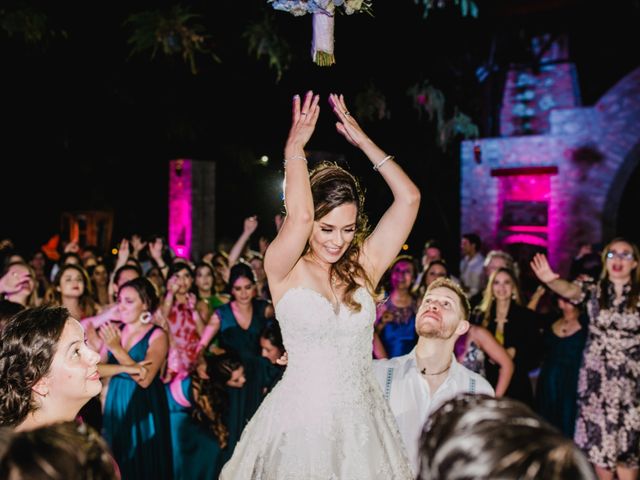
[461,66,640,277]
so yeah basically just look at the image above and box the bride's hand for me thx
[328,93,370,148]
[285,90,320,154]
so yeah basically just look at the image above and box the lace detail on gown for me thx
[220,287,412,480]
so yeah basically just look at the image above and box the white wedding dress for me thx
[220,286,413,479]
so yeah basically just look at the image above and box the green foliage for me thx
[414,0,479,19]
[125,5,219,75]
[0,5,66,44]
[244,13,292,83]
[439,108,479,151]
[407,80,445,128]
[408,80,478,151]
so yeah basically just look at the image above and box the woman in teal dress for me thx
[98,277,172,480]
[536,295,587,438]
[166,352,246,479]
[214,263,283,466]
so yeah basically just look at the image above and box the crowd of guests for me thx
[0,226,285,479]
[0,227,637,480]
[372,234,639,480]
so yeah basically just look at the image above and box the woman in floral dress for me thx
[532,238,640,480]
[161,262,205,382]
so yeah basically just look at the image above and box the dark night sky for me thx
[2,0,640,260]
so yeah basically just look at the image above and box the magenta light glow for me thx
[169,159,192,261]
[496,170,552,251]
[503,234,548,247]
[504,225,548,233]
[499,173,551,202]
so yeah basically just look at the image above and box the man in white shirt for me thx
[373,277,494,476]
[459,233,485,296]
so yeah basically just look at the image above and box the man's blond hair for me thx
[425,277,471,322]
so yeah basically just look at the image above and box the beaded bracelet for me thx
[373,155,394,171]
[283,155,307,167]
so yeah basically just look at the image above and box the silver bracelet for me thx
[373,155,394,171]
[283,155,307,167]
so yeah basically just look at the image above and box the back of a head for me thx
[0,421,117,480]
[463,233,482,251]
[207,351,243,384]
[570,252,603,281]
[419,394,596,480]
[0,300,24,334]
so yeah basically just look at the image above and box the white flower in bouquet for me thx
[344,0,364,14]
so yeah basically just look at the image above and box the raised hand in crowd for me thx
[228,215,259,267]
[0,269,31,296]
[530,253,581,301]
[131,234,147,259]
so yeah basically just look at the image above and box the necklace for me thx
[420,360,452,376]
[558,317,579,335]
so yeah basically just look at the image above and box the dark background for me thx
[2,0,640,263]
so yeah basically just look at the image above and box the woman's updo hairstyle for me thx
[0,306,69,427]
[118,277,160,313]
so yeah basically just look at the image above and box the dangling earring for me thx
[140,311,152,324]
[511,293,516,300]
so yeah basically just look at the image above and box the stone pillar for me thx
[168,159,216,262]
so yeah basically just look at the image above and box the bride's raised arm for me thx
[264,91,320,296]
[328,93,421,288]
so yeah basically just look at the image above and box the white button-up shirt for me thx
[460,253,485,296]
[373,349,494,475]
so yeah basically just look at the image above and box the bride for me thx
[220,91,420,479]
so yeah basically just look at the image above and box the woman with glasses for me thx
[531,238,640,480]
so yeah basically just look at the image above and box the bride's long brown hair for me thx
[305,162,374,312]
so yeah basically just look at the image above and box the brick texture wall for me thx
[461,66,640,277]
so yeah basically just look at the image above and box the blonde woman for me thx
[474,267,541,407]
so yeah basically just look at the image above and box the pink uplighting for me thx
[496,170,553,251]
[169,159,192,261]
[503,234,548,247]
[504,225,548,233]
[499,173,551,202]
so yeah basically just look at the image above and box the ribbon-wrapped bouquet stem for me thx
[268,0,371,66]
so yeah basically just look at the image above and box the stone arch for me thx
[602,140,640,241]
[597,67,640,242]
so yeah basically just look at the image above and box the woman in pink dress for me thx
[161,262,205,382]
